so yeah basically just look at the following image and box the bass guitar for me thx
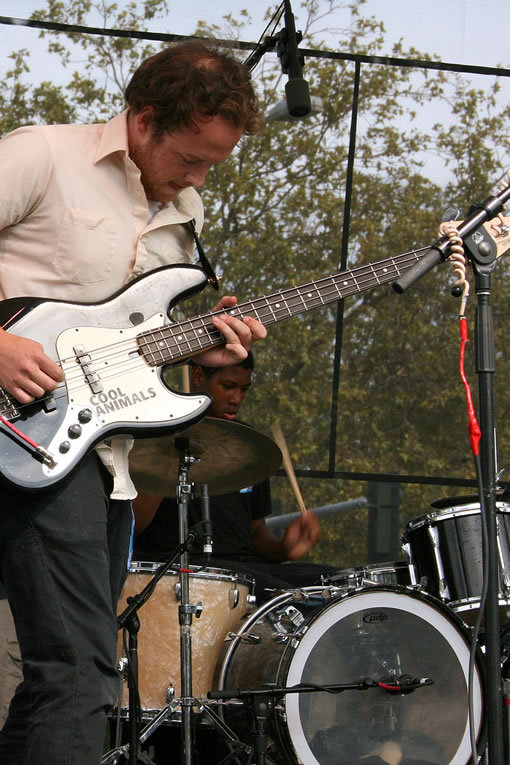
[0,224,506,491]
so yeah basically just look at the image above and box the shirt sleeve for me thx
[0,127,54,229]
[249,479,273,521]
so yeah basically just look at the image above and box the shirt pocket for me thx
[53,208,117,284]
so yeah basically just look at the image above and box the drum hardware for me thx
[208,676,436,765]
[321,560,416,590]
[103,437,203,765]
[107,432,258,765]
[224,631,261,644]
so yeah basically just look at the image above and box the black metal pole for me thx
[472,262,504,762]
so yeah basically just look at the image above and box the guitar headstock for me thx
[483,213,510,259]
[441,213,510,260]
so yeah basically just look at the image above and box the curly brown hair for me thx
[125,40,264,139]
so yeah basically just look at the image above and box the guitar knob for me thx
[68,424,82,439]
[78,408,93,424]
[59,441,71,453]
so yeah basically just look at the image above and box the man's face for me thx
[128,107,244,202]
[191,366,252,421]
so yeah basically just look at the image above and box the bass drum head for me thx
[283,587,483,765]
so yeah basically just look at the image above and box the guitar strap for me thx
[186,219,220,291]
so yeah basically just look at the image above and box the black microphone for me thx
[277,0,312,117]
[200,483,213,559]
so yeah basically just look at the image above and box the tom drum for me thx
[402,501,510,624]
[116,561,254,717]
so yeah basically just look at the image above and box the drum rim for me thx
[402,501,510,536]
[127,559,255,588]
[320,561,411,586]
[279,585,485,765]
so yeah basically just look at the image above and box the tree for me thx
[1,0,510,568]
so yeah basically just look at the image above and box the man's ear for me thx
[135,105,156,136]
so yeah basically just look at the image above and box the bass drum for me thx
[215,586,484,765]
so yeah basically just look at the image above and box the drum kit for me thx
[101,418,506,765]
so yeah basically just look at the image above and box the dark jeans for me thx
[0,452,133,765]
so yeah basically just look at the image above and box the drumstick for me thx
[270,421,308,516]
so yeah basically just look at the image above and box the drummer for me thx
[132,353,335,601]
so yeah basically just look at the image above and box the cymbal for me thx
[129,417,282,497]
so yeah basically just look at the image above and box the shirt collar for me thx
[95,109,130,164]
[94,108,203,221]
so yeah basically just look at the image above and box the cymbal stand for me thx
[175,436,201,765]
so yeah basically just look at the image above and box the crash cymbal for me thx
[129,417,282,497]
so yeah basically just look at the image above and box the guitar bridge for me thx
[0,388,20,420]
[74,344,104,394]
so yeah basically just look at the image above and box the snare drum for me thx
[320,560,415,589]
[402,501,510,624]
[116,562,254,716]
[215,585,484,765]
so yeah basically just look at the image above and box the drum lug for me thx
[224,630,261,644]
[270,605,305,637]
[166,683,175,703]
[228,587,240,609]
[427,523,451,601]
[117,656,128,676]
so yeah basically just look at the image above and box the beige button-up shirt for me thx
[0,110,204,498]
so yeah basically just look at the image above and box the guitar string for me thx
[57,248,426,393]
[0,248,427,417]
[61,248,428,380]
[0,248,428,419]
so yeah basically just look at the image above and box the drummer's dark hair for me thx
[190,351,254,378]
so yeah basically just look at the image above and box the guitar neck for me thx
[137,247,428,367]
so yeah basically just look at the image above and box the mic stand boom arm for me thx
[393,183,510,294]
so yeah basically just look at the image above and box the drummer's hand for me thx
[280,512,321,561]
[194,296,266,367]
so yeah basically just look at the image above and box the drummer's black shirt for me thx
[133,480,271,563]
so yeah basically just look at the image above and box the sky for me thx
[0,0,510,70]
[0,0,509,188]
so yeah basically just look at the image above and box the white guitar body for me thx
[0,265,212,491]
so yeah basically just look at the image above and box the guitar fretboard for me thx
[137,248,427,366]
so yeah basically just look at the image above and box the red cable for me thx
[0,414,40,449]
[459,317,481,456]
[377,682,403,692]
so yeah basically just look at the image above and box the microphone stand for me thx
[103,540,192,765]
[462,232,503,763]
[392,186,510,763]
[208,678,433,765]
